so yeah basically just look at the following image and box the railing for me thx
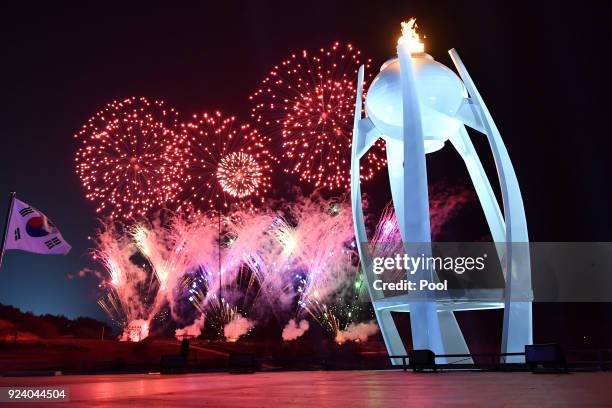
[362,353,527,371]
[1,349,611,375]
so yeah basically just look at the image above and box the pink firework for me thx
[74,97,187,220]
[178,111,275,211]
[249,42,386,191]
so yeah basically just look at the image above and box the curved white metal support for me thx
[394,43,445,355]
[449,49,532,361]
[351,66,407,364]
[438,310,472,362]
[449,126,506,253]
[456,97,485,134]
[355,118,383,159]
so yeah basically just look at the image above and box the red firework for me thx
[178,111,274,212]
[249,42,386,191]
[74,97,187,220]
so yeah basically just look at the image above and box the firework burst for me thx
[179,111,274,212]
[249,42,386,190]
[217,151,265,198]
[74,97,187,220]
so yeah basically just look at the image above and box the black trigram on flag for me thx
[14,228,21,241]
[44,237,62,249]
[19,207,34,217]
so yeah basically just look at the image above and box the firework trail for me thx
[429,183,475,239]
[226,213,300,310]
[371,202,404,282]
[75,97,187,220]
[97,288,127,326]
[130,221,190,318]
[91,222,154,340]
[165,212,264,339]
[284,197,364,337]
[220,196,363,336]
[178,111,275,212]
[90,196,365,342]
[134,209,222,325]
[372,182,475,248]
[249,42,386,191]
[87,185,472,342]
[231,196,365,338]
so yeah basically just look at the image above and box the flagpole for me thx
[0,191,16,272]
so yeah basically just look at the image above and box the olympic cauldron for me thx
[350,19,532,363]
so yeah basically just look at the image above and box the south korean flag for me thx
[4,198,71,255]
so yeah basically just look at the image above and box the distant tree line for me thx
[0,303,113,339]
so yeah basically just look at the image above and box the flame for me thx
[398,18,425,53]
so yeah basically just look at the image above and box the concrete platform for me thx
[1,370,610,407]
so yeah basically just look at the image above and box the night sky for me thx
[0,1,610,321]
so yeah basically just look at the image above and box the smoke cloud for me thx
[335,321,379,344]
[429,182,474,239]
[282,319,310,341]
[67,267,104,280]
[223,313,254,342]
[175,313,206,340]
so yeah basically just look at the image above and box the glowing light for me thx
[217,151,264,198]
[121,319,150,342]
[74,97,187,220]
[179,111,275,211]
[131,225,151,257]
[382,220,395,235]
[249,42,386,191]
[398,18,425,53]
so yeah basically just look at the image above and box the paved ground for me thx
[1,370,611,407]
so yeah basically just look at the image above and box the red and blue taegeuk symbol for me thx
[25,216,57,237]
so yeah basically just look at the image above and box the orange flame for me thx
[398,18,425,54]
